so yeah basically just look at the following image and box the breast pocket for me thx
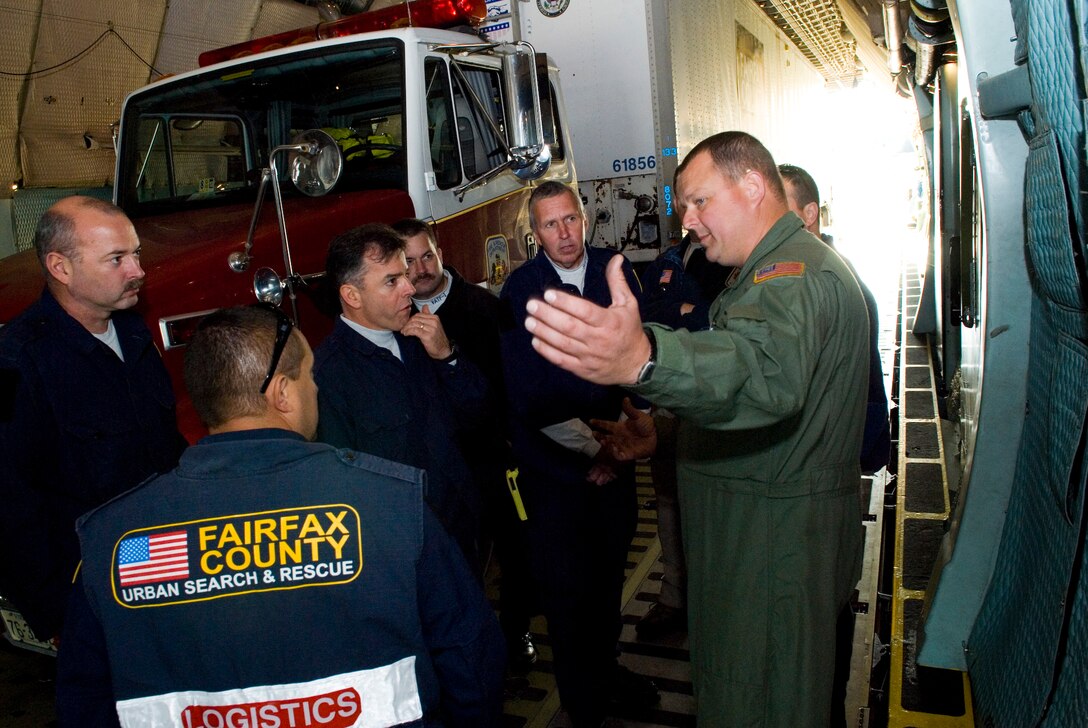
[721,302,770,335]
[61,414,142,505]
[354,409,414,465]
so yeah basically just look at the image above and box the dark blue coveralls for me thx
[0,288,185,639]
[313,319,487,565]
[500,246,641,727]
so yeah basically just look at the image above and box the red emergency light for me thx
[198,0,487,67]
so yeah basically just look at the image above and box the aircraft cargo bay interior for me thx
[1,1,1086,727]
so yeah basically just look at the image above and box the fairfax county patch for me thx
[111,505,362,608]
[753,261,805,284]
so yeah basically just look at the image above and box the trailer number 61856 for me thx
[612,155,656,173]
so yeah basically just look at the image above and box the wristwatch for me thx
[635,330,657,384]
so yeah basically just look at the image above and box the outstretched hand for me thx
[591,398,658,462]
[524,256,651,385]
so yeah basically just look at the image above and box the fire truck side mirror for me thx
[288,129,343,197]
[233,130,343,281]
[502,46,551,180]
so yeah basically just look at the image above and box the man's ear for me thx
[801,201,821,229]
[339,283,361,311]
[741,169,767,206]
[44,251,72,285]
[264,373,293,415]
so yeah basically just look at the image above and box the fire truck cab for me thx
[0,2,571,653]
[100,12,570,435]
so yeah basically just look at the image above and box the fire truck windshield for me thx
[117,40,407,217]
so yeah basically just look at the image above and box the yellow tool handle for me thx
[505,468,528,521]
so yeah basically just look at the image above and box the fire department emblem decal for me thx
[537,0,570,18]
[486,235,510,292]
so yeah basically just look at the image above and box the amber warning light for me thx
[198,0,488,67]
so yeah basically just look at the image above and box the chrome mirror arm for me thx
[231,142,311,273]
[230,130,342,324]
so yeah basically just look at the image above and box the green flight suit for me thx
[632,213,868,727]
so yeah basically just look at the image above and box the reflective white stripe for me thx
[115,656,422,728]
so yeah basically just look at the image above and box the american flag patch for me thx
[753,261,805,283]
[659,269,673,285]
[117,530,190,586]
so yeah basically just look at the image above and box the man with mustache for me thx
[0,196,186,643]
[393,218,539,671]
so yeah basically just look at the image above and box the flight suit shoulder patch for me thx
[753,261,805,284]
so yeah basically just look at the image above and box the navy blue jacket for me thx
[854,269,891,472]
[821,236,890,472]
[313,318,487,556]
[639,234,731,331]
[415,268,512,492]
[56,430,505,728]
[499,247,641,483]
[0,289,185,638]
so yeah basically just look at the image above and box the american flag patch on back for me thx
[753,261,805,283]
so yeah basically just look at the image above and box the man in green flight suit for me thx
[520,131,869,727]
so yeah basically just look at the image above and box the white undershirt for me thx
[545,247,589,293]
[411,270,453,313]
[341,315,402,361]
[93,319,124,361]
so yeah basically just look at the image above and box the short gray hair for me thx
[528,181,584,232]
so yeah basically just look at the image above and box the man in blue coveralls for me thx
[56,305,505,727]
[0,196,185,643]
[500,181,658,727]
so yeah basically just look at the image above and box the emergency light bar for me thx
[198,0,487,67]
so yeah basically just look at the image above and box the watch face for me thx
[537,0,570,17]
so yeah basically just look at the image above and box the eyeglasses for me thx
[258,305,294,394]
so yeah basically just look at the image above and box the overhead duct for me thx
[759,0,866,86]
[313,1,344,21]
[907,0,954,88]
[911,0,951,24]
